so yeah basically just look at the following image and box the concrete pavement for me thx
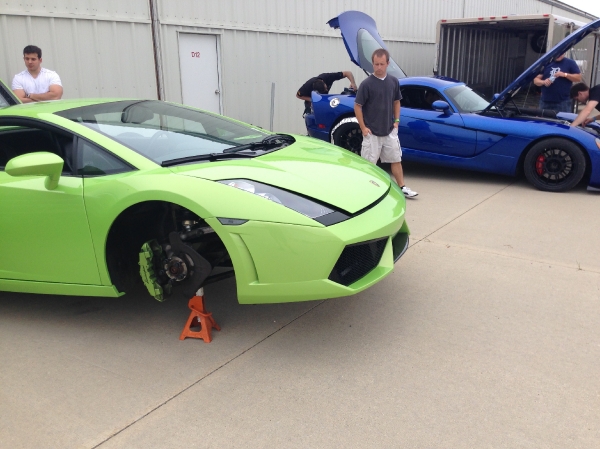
[1,164,599,448]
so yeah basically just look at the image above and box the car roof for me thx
[399,76,464,90]
[0,98,138,117]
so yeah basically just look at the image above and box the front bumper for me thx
[587,145,600,190]
[208,183,409,304]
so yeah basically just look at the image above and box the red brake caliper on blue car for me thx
[535,154,545,175]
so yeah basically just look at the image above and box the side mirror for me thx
[5,152,64,190]
[492,93,500,100]
[432,100,452,114]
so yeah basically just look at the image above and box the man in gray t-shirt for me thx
[354,49,417,198]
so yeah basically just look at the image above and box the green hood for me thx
[169,137,391,214]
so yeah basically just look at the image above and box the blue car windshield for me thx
[357,29,406,79]
[55,100,271,164]
[444,85,490,113]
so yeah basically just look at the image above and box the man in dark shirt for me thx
[355,49,417,198]
[296,71,357,115]
[569,83,600,127]
[533,53,581,112]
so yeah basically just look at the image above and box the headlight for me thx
[595,138,600,150]
[218,179,347,224]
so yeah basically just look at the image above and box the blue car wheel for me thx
[523,138,586,192]
[332,121,363,155]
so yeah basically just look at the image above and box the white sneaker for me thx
[401,185,418,198]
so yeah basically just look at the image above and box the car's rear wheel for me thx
[332,122,363,155]
[523,138,586,192]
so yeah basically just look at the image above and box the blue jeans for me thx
[539,99,573,113]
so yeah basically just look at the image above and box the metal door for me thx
[178,33,221,113]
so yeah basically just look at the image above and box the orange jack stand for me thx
[179,289,220,343]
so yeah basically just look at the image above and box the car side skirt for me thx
[0,279,122,297]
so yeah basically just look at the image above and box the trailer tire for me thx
[530,31,547,54]
[332,122,363,155]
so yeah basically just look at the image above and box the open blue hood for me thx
[327,11,407,79]
[486,17,600,111]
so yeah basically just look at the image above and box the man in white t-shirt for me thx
[11,45,63,103]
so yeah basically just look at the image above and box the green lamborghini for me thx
[0,80,409,303]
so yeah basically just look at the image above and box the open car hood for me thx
[327,10,407,79]
[0,78,21,108]
[486,17,600,111]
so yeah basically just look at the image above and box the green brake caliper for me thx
[139,240,172,302]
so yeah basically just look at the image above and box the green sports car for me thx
[0,80,409,304]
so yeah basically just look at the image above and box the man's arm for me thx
[555,71,582,83]
[29,84,63,102]
[354,103,370,136]
[393,100,400,128]
[12,88,31,103]
[296,77,314,102]
[570,100,599,127]
[533,74,551,87]
[14,84,63,103]
[11,76,30,102]
[342,71,357,90]
[296,91,312,102]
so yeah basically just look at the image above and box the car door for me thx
[399,85,477,157]
[0,117,101,284]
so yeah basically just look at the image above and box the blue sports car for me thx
[306,11,600,192]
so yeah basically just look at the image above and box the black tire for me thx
[523,138,586,192]
[332,122,363,155]
[530,31,547,54]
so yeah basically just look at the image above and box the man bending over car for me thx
[569,83,600,127]
[296,71,357,116]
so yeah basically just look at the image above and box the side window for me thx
[75,139,132,177]
[0,123,75,175]
[400,86,444,111]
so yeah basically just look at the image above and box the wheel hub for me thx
[164,256,188,281]
[344,129,362,154]
[535,149,572,181]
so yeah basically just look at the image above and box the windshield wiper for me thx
[223,141,283,153]
[161,151,257,167]
[223,134,294,153]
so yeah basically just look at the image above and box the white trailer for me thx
[434,14,599,105]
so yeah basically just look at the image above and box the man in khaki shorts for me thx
[354,49,417,198]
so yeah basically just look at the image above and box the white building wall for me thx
[0,0,150,21]
[0,0,156,99]
[0,0,596,134]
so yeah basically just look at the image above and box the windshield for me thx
[55,100,271,164]
[444,85,490,113]
[356,29,406,79]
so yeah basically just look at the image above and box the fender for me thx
[307,91,357,141]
